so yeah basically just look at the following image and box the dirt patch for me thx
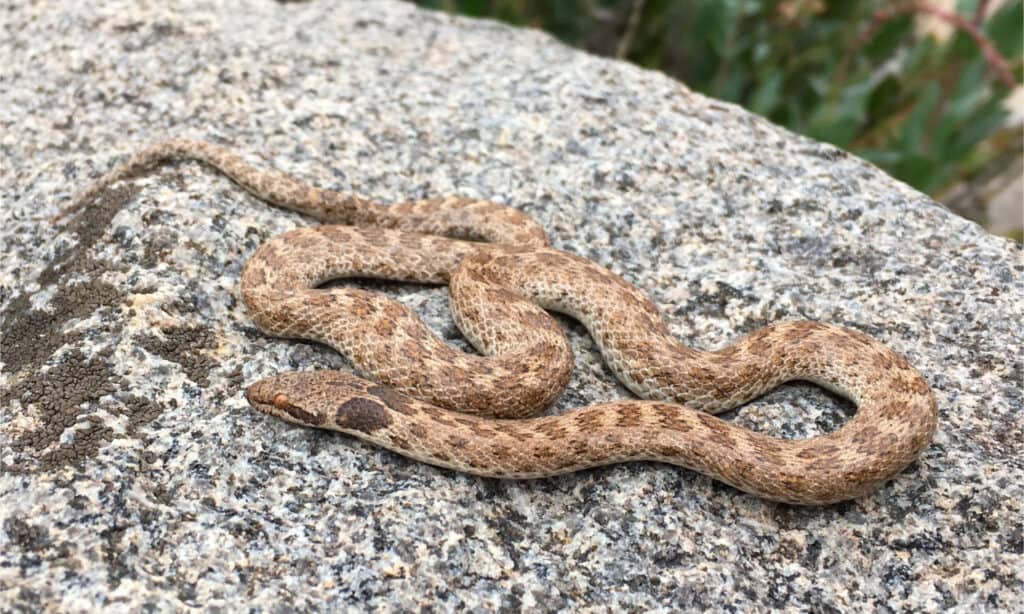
[1,186,134,375]
[137,325,218,387]
[1,186,163,472]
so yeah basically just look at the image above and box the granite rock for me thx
[1,0,1021,611]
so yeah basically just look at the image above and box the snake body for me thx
[65,139,937,505]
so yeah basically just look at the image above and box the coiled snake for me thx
[61,139,937,505]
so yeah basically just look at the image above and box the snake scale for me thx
[60,139,937,505]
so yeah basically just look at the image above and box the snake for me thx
[60,139,938,505]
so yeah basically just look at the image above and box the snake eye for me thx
[270,392,325,426]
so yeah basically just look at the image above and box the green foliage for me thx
[417,0,1022,204]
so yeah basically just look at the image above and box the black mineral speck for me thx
[3,518,51,551]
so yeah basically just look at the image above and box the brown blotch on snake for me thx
[64,139,938,505]
[333,398,393,434]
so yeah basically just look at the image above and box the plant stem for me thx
[869,2,1016,88]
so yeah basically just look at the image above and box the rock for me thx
[1,0,1020,610]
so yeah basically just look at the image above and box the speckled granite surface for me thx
[1,0,1021,610]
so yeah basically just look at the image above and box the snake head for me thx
[245,370,375,427]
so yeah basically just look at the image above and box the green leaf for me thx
[986,0,1023,60]
[458,0,492,18]
[752,40,771,63]
[840,78,874,118]
[901,82,941,153]
[859,149,904,167]
[903,36,941,76]
[892,152,940,192]
[718,67,748,102]
[948,71,990,121]
[749,70,783,116]
[868,74,903,119]
[955,0,980,14]
[952,57,987,101]
[807,73,877,146]
[948,101,1010,160]
[864,14,913,63]
[694,0,735,57]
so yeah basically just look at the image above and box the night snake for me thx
[61,139,937,505]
